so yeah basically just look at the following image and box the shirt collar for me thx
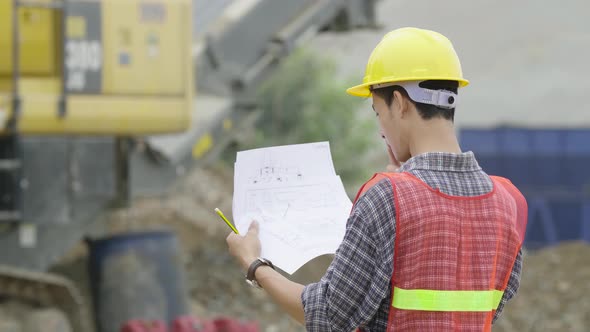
[399,151,482,173]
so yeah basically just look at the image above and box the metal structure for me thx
[137,0,377,194]
[0,0,377,330]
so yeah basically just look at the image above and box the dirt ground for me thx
[51,163,308,332]
[44,162,590,332]
[494,242,590,332]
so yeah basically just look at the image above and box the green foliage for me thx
[253,50,377,187]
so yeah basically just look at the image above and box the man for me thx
[226,27,527,331]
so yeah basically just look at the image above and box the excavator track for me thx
[0,265,91,332]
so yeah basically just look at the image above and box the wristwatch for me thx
[246,257,275,289]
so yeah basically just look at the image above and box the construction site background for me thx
[1,0,589,331]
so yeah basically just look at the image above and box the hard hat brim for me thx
[346,77,470,98]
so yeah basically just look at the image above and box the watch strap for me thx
[246,257,274,288]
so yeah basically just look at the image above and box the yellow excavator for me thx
[0,0,378,330]
[0,0,192,330]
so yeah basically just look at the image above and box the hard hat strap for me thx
[371,81,458,109]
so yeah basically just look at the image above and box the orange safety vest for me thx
[353,172,527,332]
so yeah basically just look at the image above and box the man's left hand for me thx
[226,220,262,270]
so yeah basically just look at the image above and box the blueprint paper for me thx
[233,141,337,223]
[232,142,352,274]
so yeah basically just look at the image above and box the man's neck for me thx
[409,119,462,157]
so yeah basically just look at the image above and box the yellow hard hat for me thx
[347,27,469,98]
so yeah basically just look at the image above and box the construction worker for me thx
[226,27,527,331]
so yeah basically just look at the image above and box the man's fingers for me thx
[248,220,259,235]
[226,232,237,244]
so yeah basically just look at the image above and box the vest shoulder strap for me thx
[353,172,404,205]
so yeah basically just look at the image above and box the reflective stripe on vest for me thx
[392,287,504,312]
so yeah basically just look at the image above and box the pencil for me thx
[215,208,240,234]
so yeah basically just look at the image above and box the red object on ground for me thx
[172,316,259,332]
[121,320,168,332]
[172,316,214,332]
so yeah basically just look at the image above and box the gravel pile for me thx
[494,242,590,332]
[51,163,306,332]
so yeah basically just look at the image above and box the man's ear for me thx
[394,90,415,119]
[390,90,407,118]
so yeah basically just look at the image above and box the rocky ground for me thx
[45,162,589,332]
[0,161,587,331]
[494,242,590,332]
[50,162,309,332]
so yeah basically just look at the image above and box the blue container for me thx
[563,130,590,187]
[528,129,562,187]
[88,231,188,332]
[524,197,588,249]
[460,127,590,248]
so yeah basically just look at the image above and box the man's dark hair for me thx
[371,80,459,121]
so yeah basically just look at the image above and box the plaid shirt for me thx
[301,152,523,331]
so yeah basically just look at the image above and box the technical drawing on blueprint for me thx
[247,151,304,185]
[233,142,337,220]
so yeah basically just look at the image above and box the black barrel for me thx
[88,231,188,332]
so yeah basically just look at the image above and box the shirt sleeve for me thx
[301,180,395,331]
[493,249,523,322]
